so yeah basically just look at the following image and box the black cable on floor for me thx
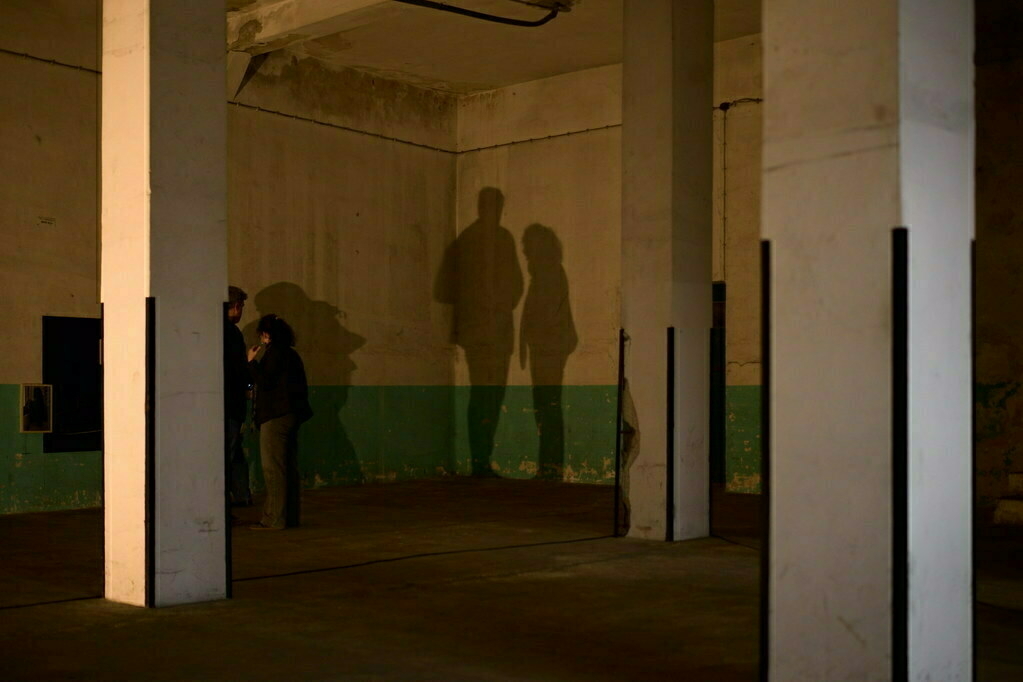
[976,600,1023,614]
[0,595,102,611]
[710,533,759,551]
[233,534,615,582]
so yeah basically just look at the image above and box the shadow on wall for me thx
[244,282,366,485]
[520,224,577,479]
[434,187,523,476]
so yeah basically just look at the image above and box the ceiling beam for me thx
[227,0,397,55]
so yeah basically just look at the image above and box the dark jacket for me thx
[224,318,250,422]
[250,343,312,426]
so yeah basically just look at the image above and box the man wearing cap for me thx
[225,285,253,507]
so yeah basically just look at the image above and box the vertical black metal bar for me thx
[99,304,106,598]
[710,282,727,488]
[41,317,53,454]
[971,238,976,682]
[41,316,49,402]
[666,327,675,542]
[226,513,234,599]
[710,281,727,538]
[892,227,909,681]
[613,328,626,537]
[226,443,233,598]
[225,301,234,599]
[759,240,771,682]
[709,325,717,535]
[145,296,156,608]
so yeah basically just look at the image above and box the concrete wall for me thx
[975,0,1023,509]
[704,19,1021,512]
[0,3,767,511]
[453,65,622,481]
[232,59,623,487]
[0,1,102,513]
[232,50,458,151]
[713,34,763,493]
[0,11,627,510]
[229,51,459,487]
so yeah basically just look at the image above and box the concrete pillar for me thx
[102,0,227,606]
[622,0,713,541]
[764,0,973,678]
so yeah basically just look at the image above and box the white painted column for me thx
[764,0,973,678]
[622,0,713,541]
[102,0,227,606]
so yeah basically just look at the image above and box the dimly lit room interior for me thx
[1,0,1022,679]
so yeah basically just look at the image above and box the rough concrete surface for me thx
[712,34,764,494]
[0,53,100,386]
[2,479,759,681]
[0,0,99,70]
[3,479,1022,680]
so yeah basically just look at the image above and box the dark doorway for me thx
[42,316,102,453]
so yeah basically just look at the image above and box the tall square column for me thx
[102,0,228,606]
[764,0,973,677]
[622,0,714,540]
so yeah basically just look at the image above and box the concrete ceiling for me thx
[229,0,760,94]
[716,0,761,41]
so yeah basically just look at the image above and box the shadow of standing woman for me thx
[520,224,577,480]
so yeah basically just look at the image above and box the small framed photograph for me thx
[21,383,53,433]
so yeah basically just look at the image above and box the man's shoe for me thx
[249,523,283,531]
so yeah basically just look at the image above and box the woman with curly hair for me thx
[247,314,312,530]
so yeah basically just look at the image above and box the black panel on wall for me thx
[42,316,102,453]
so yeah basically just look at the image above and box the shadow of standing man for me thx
[435,188,523,476]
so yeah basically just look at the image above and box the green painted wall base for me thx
[719,381,1023,499]
[0,385,102,514]
[242,384,619,494]
[725,385,762,494]
[2,381,775,513]
[975,381,1023,505]
[451,385,619,482]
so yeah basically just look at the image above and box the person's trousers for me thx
[464,350,511,476]
[259,413,301,529]
[225,418,251,505]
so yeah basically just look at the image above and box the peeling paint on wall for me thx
[0,385,102,514]
[236,51,460,149]
[725,385,761,494]
[234,384,618,497]
[975,382,1023,504]
[230,19,264,51]
[4,7,633,515]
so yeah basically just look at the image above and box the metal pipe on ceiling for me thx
[392,0,565,28]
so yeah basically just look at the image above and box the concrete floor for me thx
[0,479,1021,680]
